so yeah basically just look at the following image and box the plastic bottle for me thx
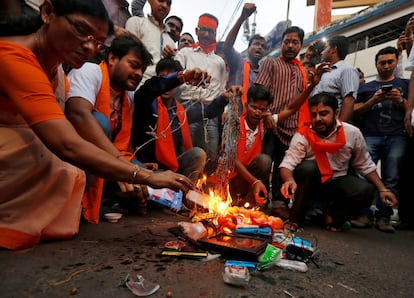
[275,259,308,272]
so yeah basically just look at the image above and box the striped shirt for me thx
[255,56,305,145]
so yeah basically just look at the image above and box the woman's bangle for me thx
[379,189,391,193]
[131,165,141,184]
[252,180,261,187]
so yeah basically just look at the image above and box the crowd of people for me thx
[0,0,413,250]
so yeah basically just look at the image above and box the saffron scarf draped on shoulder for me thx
[155,97,192,171]
[82,61,133,224]
[298,122,346,183]
[281,55,309,127]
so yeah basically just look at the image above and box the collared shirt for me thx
[279,120,377,178]
[175,46,226,104]
[311,60,360,109]
[126,14,175,83]
[244,120,260,151]
[255,56,305,145]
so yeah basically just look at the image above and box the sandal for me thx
[325,215,342,232]
[283,220,298,233]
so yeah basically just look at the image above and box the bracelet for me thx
[131,165,141,184]
[379,189,391,193]
[252,180,261,187]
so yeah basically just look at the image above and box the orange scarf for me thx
[82,61,133,224]
[155,97,192,171]
[191,41,217,54]
[237,114,263,166]
[241,60,250,114]
[298,121,346,183]
[280,55,309,127]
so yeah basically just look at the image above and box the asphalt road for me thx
[1,206,413,298]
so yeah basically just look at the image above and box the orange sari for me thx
[0,41,85,250]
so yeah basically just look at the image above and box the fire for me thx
[207,189,232,215]
[190,175,284,232]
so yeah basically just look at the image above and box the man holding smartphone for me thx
[352,46,409,233]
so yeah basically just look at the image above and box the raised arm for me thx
[222,3,256,53]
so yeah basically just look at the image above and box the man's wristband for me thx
[379,189,391,193]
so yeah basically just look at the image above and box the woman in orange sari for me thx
[0,0,193,250]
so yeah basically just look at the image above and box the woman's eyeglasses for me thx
[63,15,103,50]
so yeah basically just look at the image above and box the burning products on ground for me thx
[222,260,254,286]
[124,274,160,297]
[274,259,308,273]
[257,244,309,272]
[257,244,282,271]
[273,233,317,262]
[235,224,273,237]
[147,187,183,211]
[177,221,208,241]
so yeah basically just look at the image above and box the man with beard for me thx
[65,34,153,221]
[222,3,266,113]
[255,26,308,219]
[279,92,397,232]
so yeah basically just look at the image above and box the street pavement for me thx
[1,205,413,298]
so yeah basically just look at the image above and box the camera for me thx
[381,84,393,92]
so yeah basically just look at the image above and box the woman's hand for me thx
[145,170,194,193]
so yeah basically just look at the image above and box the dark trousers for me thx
[230,154,272,205]
[262,131,289,204]
[289,160,375,227]
[398,137,414,225]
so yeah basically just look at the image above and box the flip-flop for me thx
[283,220,298,233]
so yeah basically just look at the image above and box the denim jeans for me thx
[365,135,407,219]
[189,117,220,175]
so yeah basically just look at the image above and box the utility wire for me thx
[218,0,244,41]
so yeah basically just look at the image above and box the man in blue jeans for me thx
[353,46,409,233]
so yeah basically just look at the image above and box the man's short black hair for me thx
[328,35,349,60]
[282,26,305,43]
[155,58,183,75]
[108,34,153,67]
[248,34,266,48]
[308,92,338,112]
[248,85,273,105]
[165,15,183,31]
[375,46,399,63]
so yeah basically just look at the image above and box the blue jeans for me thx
[189,117,220,175]
[364,135,407,219]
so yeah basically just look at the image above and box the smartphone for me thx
[381,84,393,92]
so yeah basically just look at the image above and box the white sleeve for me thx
[272,113,279,124]
[66,62,102,106]
[406,49,414,71]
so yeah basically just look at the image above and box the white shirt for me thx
[175,46,226,104]
[126,15,175,84]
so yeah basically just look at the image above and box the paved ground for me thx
[1,205,414,298]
